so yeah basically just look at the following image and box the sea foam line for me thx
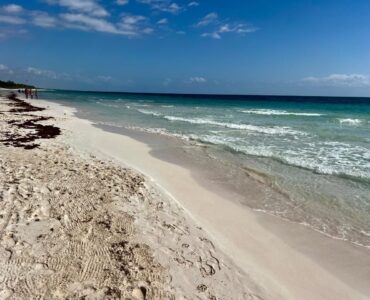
[164,116,306,135]
[239,109,323,116]
[195,134,370,179]
[338,118,363,125]
[136,109,162,116]
[134,109,303,135]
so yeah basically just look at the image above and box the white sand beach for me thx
[1,93,370,299]
[0,94,261,299]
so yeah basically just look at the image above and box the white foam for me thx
[137,109,162,117]
[97,121,124,128]
[127,126,190,140]
[361,230,370,237]
[164,116,305,135]
[338,118,363,125]
[239,109,323,116]
[128,103,152,107]
[195,134,370,179]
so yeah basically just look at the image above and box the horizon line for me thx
[41,87,370,99]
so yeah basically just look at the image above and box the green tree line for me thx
[0,80,35,89]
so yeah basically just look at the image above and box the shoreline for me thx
[0,94,259,299]
[98,123,370,249]
[45,92,370,250]
[26,95,370,299]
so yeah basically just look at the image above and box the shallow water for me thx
[39,90,370,248]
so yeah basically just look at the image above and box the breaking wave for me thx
[164,116,306,135]
[136,109,162,117]
[338,118,363,125]
[239,109,323,116]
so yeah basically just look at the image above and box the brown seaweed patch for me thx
[7,93,45,113]
[1,93,61,149]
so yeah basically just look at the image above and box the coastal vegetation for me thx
[0,80,35,89]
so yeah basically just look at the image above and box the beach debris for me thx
[0,93,60,149]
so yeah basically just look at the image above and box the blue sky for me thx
[0,0,370,96]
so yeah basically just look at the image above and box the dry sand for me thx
[1,93,370,300]
[0,95,262,299]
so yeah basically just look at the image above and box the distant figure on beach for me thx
[25,88,29,99]
[34,89,38,99]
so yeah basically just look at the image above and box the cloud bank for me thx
[303,74,370,87]
[0,1,258,40]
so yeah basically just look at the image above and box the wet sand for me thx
[98,124,370,296]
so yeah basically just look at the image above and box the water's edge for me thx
[35,90,370,250]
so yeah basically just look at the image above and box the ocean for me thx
[39,90,370,248]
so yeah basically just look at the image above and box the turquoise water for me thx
[40,90,370,247]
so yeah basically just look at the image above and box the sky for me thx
[0,0,370,96]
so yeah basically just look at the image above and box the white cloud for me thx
[121,14,146,25]
[196,12,258,39]
[201,31,220,39]
[0,64,8,70]
[26,67,112,83]
[157,18,167,25]
[0,15,26,24]
[137,0,181,14]
[190,76,206,83]
[59,12,153,36]
[0,6,56,29]
[202,23,258,39]
[0,1,257,41]
[61,13,126,35]
[27,67,57,79]
[0,64,120,85]
[196,12,218,27]
[141,27,153,34]
[2,4,23,14]
[63,22,90,31]
[166,3,181,13]
[46,0,109,17]
[219,23,258,34]
[0,64,14,74]
[31,12,57,27]
[188,1,199,7]
[116,0,129,5]
[303,74,370,87]
[118,13,153,35]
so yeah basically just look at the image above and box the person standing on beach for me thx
[25,88,29,99]
[34,88,38,99]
